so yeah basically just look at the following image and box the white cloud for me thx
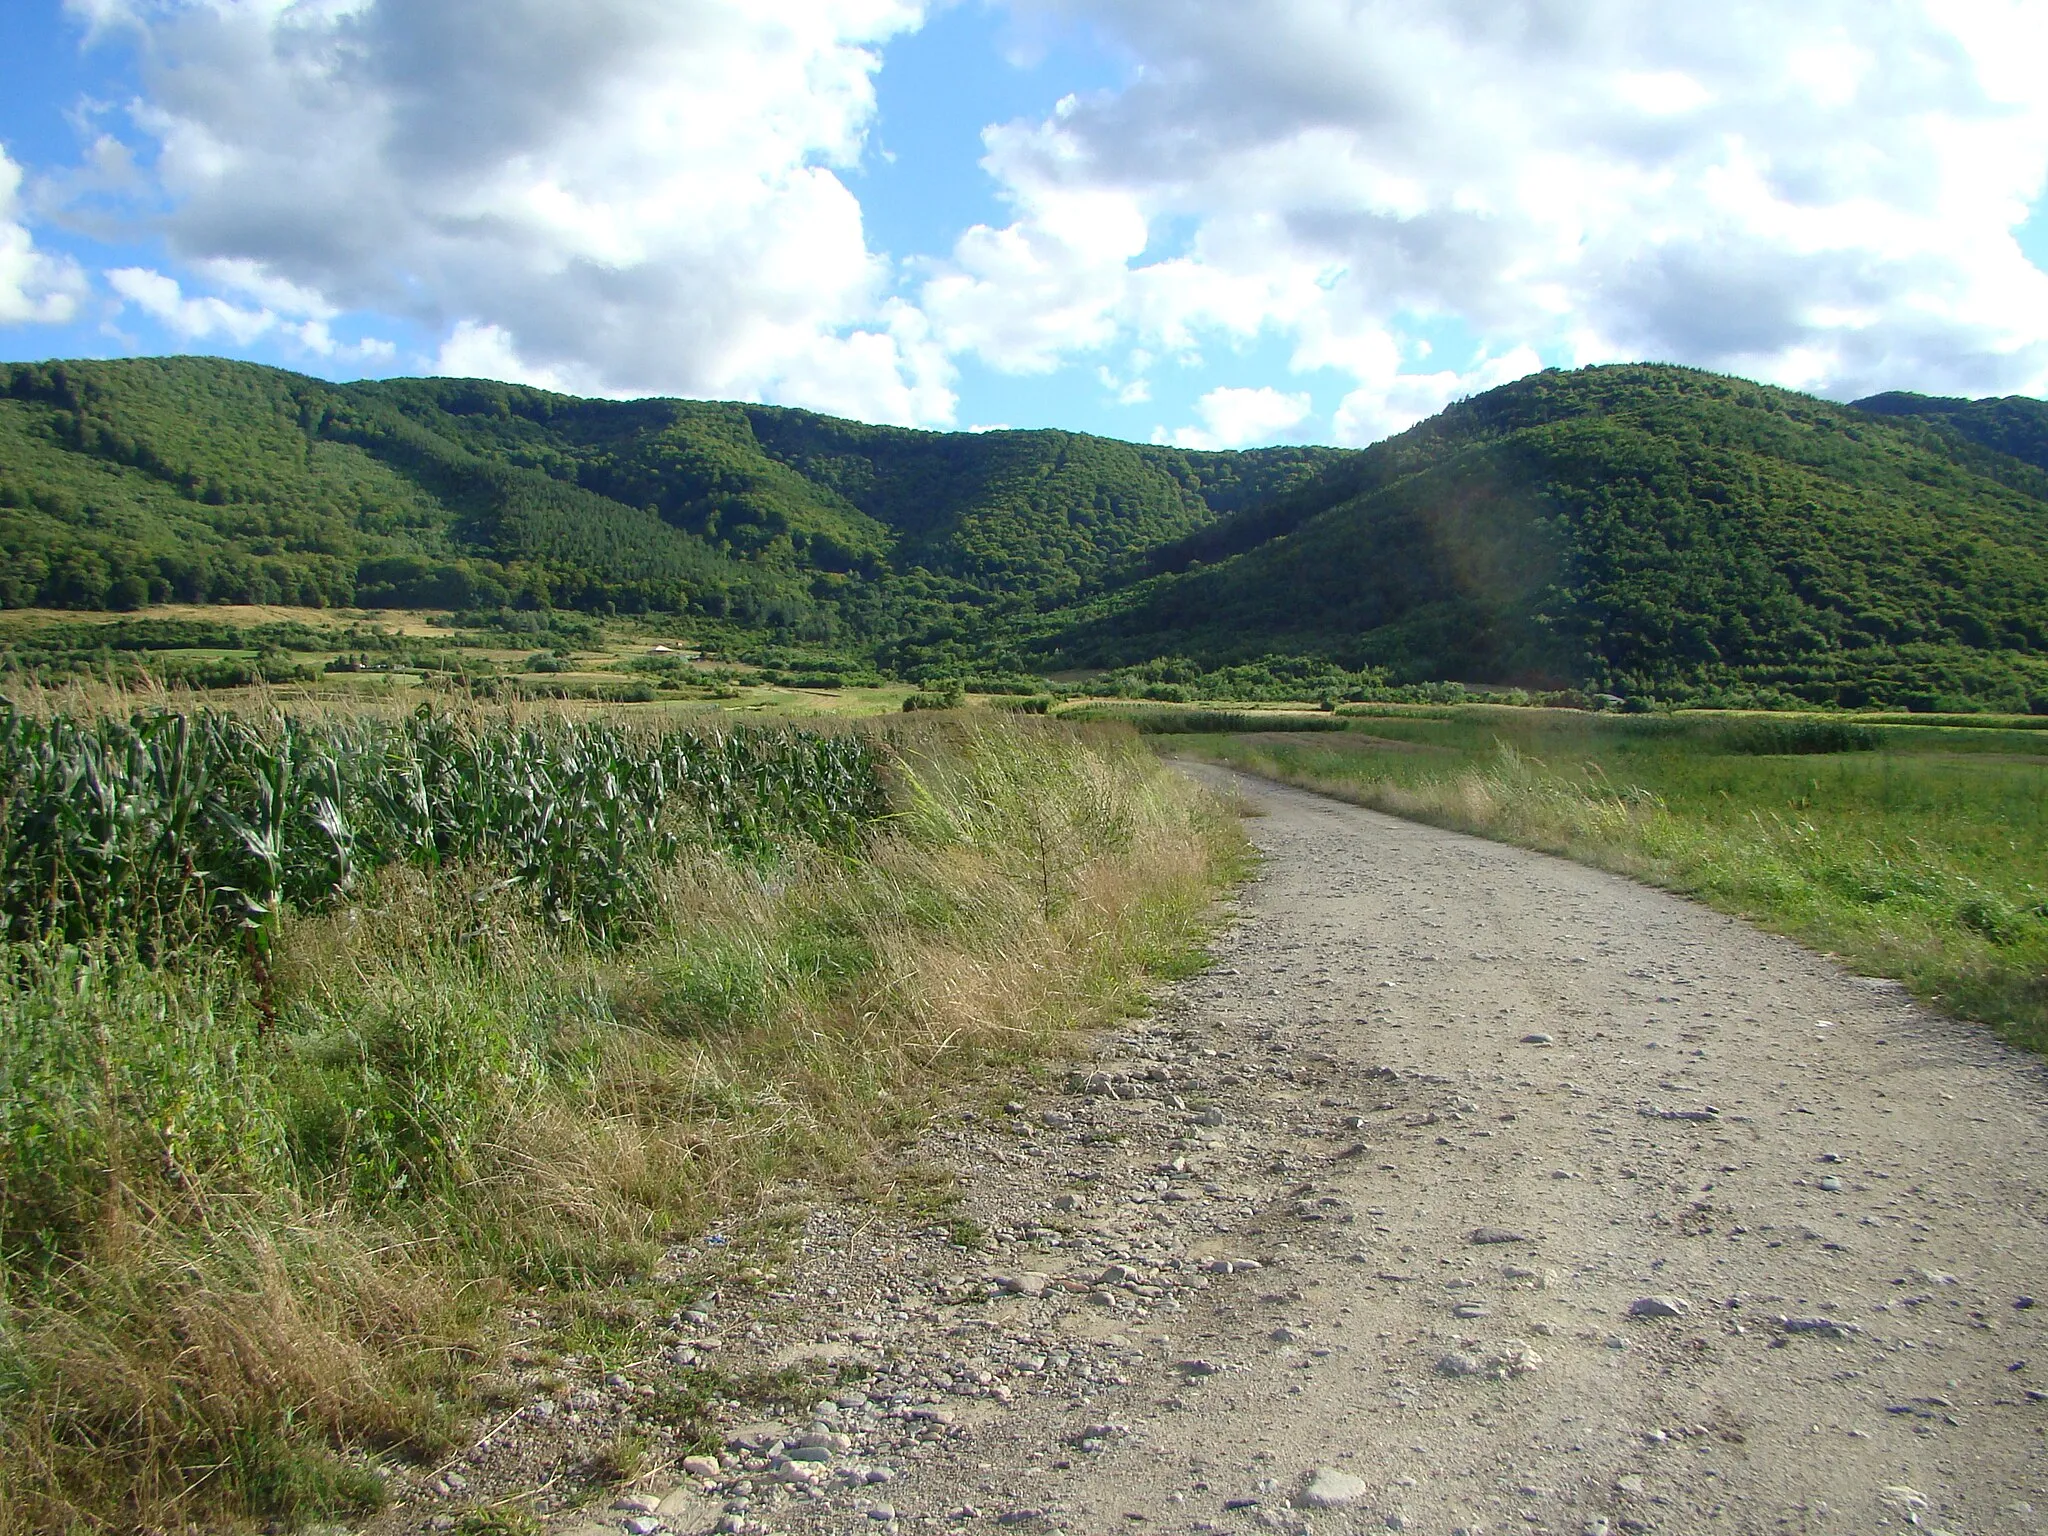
[85,0,953,424]
[923,0,2048,436]
[0,147,86,324]
[110,264,277,344]
[111,263,394,359]
[433,319,573,389]
[57,0,2048,439]
[1165,384,1311,449]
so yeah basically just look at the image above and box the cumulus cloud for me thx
[923,0,2048,437]
[83,0,951,421]
[110,264,394,359]
[1163,384,1311,449]
[56,0,2048,438]
[0,147,86,325]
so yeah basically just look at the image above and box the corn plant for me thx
[0,705,889,951]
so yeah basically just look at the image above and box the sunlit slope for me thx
[0,357,1336,633]
[1052,364,2048,708]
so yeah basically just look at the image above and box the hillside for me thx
[0,357,1335,642]
[1852,390,2048,476]
[1051,365,2048,711]
[2,356,2046,709]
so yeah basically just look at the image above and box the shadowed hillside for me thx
[1050,365,2048,710]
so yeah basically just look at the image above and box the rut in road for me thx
[480,769,2048,1536]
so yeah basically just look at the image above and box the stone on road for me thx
[603,765,2048,1536]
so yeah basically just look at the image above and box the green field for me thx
[1171,707,2048,1050]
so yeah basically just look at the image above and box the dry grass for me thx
[0,714,1241,1532]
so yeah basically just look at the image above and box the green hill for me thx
[1852,390,2048,476]
[1050,365,2048,711]
[2,356,2044,710]
[0,358,1335,647]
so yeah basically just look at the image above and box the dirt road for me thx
[525,769,2048,1536]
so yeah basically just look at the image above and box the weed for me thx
[945,1216,990,1250]
[587,1431,652,1485]
[453,1505,542,1536]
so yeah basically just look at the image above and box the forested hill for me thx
[1851,390,2048,477]
[1050,364,2048,711]
[3,355,2046,710]
[0,356,1336,633]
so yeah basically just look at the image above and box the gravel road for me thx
[463,769,2048,1536]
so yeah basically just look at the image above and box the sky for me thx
[2,1,2047,450]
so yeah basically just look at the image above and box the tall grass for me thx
[0,712,1239,1533]
[1183,710,2048,1051]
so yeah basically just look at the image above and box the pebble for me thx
[1295,1467,1370,1509]
[1190,1106,1227,1127]
[996,1273,1051,1298]
[1204,1257,1263,1274]
[1438,1351,1487,1377]
[1628,1295,1689,1319]
[624,1520,663,1536]
[1469,1226,1530,1245]
[1818,1176,1844,1192]
[614,1493,662,1513]
[1520,1032,1554,1045]
[1452,1303,1490,1320]
[1778,1315,1860,1339]
[867,1505,898,1522]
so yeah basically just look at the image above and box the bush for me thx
[902,684,964,712]
[1722,719,1879,755]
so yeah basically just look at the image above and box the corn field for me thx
[0,705,889,949]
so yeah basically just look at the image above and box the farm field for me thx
[1165,705,2048,1051]
[0,604,932,717]
[0,701,1240,1533]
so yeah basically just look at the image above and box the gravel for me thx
[372,766,2048,1536]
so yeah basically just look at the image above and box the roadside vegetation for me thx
[1172,707,2048,1052]
[0,705,1238,1533]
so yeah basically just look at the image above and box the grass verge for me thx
[0,713,1243,1533]
[1178,708,2047,1051]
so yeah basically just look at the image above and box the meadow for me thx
[1170,706,2048,1051]
[0,702,1239,1533]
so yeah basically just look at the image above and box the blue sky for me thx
[3,0,2046,447]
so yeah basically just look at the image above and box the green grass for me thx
[1179,707,2048,1050]
[1058,703,1349,734]
[0,712,1242,1533]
